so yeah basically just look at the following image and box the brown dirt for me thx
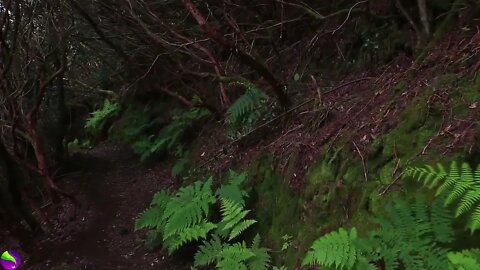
[23,145,189,270]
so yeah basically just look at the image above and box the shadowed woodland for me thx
[2,0,480,269]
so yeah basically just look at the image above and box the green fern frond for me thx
[248,234,271,270]
[163,178,216,239]
[302,227,359,269]
[135,178,216,253]
[430,196,455,243]
[166,221,217,254]
[135,191,171,230]
[217,170,249,206]
[367,196,452,270]
[225,80,268,138]
[195,235,226,267]
[230,220,257,241]
[218,198,257,241]
[216,242,255,270]
[448,249,480,270]
[85,99,121,133]
[469,207,480,233]
[407,161,480,233]
[135,206,165,231]
[131,107,211,160]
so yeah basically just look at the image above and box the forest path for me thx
[26,145,188,270]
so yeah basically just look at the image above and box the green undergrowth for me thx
[109,103,211,161]
[243,78,479,268]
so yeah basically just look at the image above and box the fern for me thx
[225,80,268,138]
[406,161,480,232]
[163,221,217,253]
[195,235,270,270]
[134,178,216,253]
[129,107,211,161]
[365,196,452,270]
[135,191,171,230]
[172,153,190,177]
[136,172,271,270]
[448,249,480,270]
[216,170,249,206]
[367,196,459,270]
[303,196,455,270]
[248,234,271,270]
[162,178,216,239]
[217,198,257,241]
[302,227,359,269]
[195,235,226,267]
[85,99,121,133]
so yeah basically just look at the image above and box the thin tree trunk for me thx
[417,0,430,37]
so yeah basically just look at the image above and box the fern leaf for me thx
[437,161,461,197]
[302,227,358,269]
[135,206,165,230]
[225,80,268,138]
[217,242,255,270]
[218,198,256,240]
[85,99,121,132]
[448,249,480,270]
[409,161,480,233]
[217,170,249,206]
[248,235,271,270]
[195,235,225,267]
[163,179,216,239]
[457,189,480,217]
[166,221,217,254]
[430,197,454,243]
[469,207,480,233]
[367,196,453,270]
[229,220,257,241]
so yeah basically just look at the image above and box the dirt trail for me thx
[25,146,188,270]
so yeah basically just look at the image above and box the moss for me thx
[248,157,303,267]
[450,76,480,117]
[393,80,408,92]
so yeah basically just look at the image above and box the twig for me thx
[353,141,368,182]
[378,172,404,196]
[331,1,368,34]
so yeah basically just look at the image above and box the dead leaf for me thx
[469,102,477,109]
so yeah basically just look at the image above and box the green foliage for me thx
[136,170,270,270]
[226,80,268,138]
[448,249,480,270]
[195,235,270,270]
[172,153,190,177]
[303,196,455,270]
[406,161,480,232]
[85,99,121,134]
[216,170,248,206]
[302,228,359,269]
[135,178,216,253]
[363,196,452,270]
[217,198,257,241]
[135,107,211,161]
[109,105,152,144]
